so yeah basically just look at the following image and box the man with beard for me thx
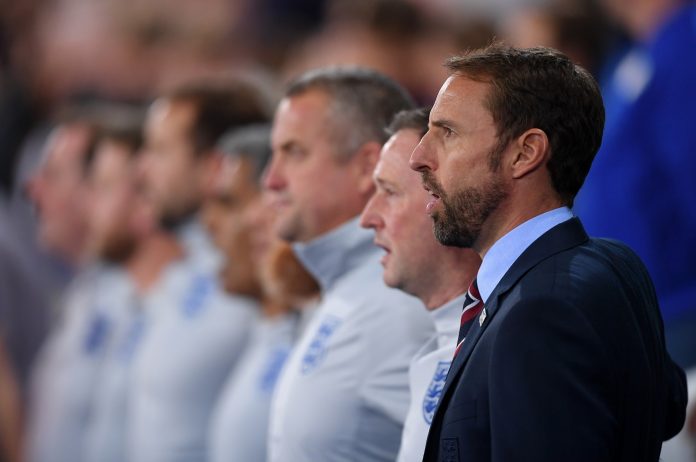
[410,44,687,462]
[80,122,184,462]
[25,112,110,462]
[264,67,434,462]
[139,80,271,272]
[360,108,480,462]
[130,79,266,462]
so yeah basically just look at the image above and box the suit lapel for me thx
[434,218,590,425]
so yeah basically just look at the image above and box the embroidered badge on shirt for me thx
[182,274,214,318]
[83,310,110,354]
[423,360,451,424]
[300,315,342,375]
[259,346,291,392]
[118,316,147,362]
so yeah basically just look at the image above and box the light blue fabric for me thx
[269,218,435,462]
[477,207,574,303]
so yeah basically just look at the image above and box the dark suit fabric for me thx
[423,218,687,462]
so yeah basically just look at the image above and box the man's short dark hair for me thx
[81,104,145,170]
[286,67,415,158]
[165,78,272,155]
[446,44,605,206]
[386,107,430,138]
[217,124,272,183]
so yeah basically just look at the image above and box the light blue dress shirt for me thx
[477,207,574,304]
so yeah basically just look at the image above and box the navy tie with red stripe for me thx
[453,279,483,358]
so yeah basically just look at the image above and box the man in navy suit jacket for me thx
[409,44,687,462]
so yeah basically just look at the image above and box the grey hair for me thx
[285,66,415,158]
[217,124,272,182]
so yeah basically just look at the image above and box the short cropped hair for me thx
[165,79,272,155]
[386,107,430,138]
[285,67,415,158]
[55,101,145,172]
[446,44,605,206]
[217,124,272,183]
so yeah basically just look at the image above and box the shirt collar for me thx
[477,207,574,303]
[430,293,467,348]
[176,218,222,271]
[292,217,377,292]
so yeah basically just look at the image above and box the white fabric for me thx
[25,266,133,462]
[268,219,435,462]
[209,313,299,462]
[396,295,464,462]
[177,218,222,274]
[81,263,183,462]
[127,260,257,462]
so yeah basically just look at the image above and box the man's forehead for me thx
[376,130,422,182]
[147,98,196,130]
[432,75,490,114]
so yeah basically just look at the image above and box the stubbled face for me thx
[361,129,453,294]
[264,90,365,243]
[86,141,143,263]
[204,156,259,250]
[27,124,91,262]
[140,99,205,229]
[410,76,508,250]
[205,156,262,297]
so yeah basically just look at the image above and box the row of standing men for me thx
[25,45,687,462]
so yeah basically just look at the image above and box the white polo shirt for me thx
[127,259,257,462]
[209,312,300,462]
[81,262,185,462]
[25,265,133,462]
[396,294,464,462]
[268,218,435,462]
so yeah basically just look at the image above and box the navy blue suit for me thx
[422,218,687,462]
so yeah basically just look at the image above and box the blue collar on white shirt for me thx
[477,207,574,304]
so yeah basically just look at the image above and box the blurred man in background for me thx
[264,67,435,462]
[24,112,117,462]
[206,125,319,462]
[130,79,269,462]
[80,120,184,462]
[579,1,696,458]
[138,80,270,271]
[360,107,480,462]
[575,0,696,369]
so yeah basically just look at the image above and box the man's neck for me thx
[419,248,479,310]
[475,195,564,259]
[126,233,184,294]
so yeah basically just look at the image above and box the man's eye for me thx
[286,146,306,158]
[442,126,453,138]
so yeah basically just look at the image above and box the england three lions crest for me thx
[300,315,342,375]
[423,360,451,424]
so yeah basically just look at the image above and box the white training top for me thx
[208,313,299,462]
[25,265,133,462]
[268,218,435,462]
[81,262,184,462]
[396,295,465,462]
[177,218,223,274]
[127,258,257,462]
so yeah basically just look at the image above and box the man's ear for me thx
[198,149,224,197]
[510,128,549,179]
[350,141,382,195]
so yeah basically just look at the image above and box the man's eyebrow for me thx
[374,176,397,190]
[430,119,456,130]
[278,140,297,151]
